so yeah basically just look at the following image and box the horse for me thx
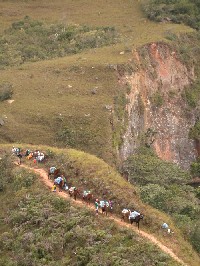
[58,179,64,192]
[48,168,60,179]
[100,201,110,216]
[54,177,64,192]
[121,209,131,222]
[82,191,93,205]
[129,214,144,230]
[68,187,80,200]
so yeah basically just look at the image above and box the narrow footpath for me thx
[20,164,187,266]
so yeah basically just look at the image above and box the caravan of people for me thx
[12,146,145,229]
[12,146,45,164]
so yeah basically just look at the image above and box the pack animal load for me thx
[100,200,109,208]
[69,186,76,192]
[129,211,140,220]
[122,208,130,214]
[83,190,91,197]
[54,176,63,184]
[49,166,56,174]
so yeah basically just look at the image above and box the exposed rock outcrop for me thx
[119,42,197,169]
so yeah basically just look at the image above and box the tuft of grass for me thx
[0,82,13,101]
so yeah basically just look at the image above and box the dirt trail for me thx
[21,164,187,266]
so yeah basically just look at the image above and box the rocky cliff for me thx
[119,42,197,169]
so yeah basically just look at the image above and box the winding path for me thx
[20,164,187,266]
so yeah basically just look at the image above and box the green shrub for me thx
[190,160,200,176]
[189,120,200,140]
[0,17,118,67]
[150,91,164,107]
[143,0,200,30]
[0,83,13,101]
[190,221,200,253]
[13,170,36,191]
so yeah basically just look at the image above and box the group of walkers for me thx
[11,146,145,228]
[48,165,114,216]
[12,146,45,164]
[47,164,145,228]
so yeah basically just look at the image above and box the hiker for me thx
[27,152,33,160]
[52,184,57,192]
[62,175,68,190]
[16,147,21,155]
[94,199,99,216]
[12,146,20,155]
[17,152,23,165]
[109,199,113,211]
[12,146,17,155]
[25,149,31,157]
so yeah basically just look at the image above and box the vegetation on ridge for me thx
[0,147,183,266]
[143,0,200,30]
[0,16,118,68]
[123,147,200,253]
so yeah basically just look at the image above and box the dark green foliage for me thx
[123,147,189,186]
[143,0,200,30]
[182,80,200,108]
[0,83,13,101]
[190,221,200,253]
[123,148,200,253]
[190,157,200,176]
[189,120,200,140]
[0,16,118,67]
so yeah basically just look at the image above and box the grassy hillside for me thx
[0,159,179,266]
[0,1,199,264]
[0,0,193,165]
[0,144,200,266]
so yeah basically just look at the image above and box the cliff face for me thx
[119,42,197,169]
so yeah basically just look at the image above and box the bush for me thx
[0,83,13,101]
[150,91,164,107]
[142,0,200,30]
[189,120,200,140]
[13,170,36,191]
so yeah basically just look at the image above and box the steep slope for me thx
[20,164,187,266]
[119,42,197,169]
[1,144,199,266]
